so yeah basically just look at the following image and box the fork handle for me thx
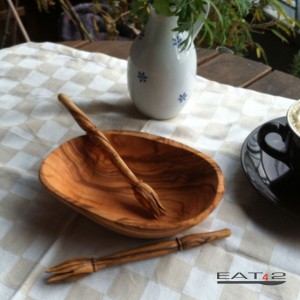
[58,93,143,183]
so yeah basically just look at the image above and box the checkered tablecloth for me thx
[0,42,299,300]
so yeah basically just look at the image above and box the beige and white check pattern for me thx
[0,42,299,300]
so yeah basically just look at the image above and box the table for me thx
[0,41,300,300]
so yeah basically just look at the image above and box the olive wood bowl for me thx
[39,131,224,239]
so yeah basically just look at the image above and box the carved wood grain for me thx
[39,131,224,238]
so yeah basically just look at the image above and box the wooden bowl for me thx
[39,131,224,239]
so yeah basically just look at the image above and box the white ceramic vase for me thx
[127,6,208,120]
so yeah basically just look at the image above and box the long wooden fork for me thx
[46,228,231,283]
[58,93,166,218]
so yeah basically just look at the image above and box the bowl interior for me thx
[39,131,224,238]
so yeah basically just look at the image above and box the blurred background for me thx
[1,0,300,76]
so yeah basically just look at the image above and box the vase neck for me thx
[147,7,178,32]
[146,3,210,42]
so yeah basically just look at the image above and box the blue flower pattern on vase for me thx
[172,34,183,49]
[178,92,187,103]
[138,71,148,83]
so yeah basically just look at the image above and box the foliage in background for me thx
[200,0,297,61]
[129,0,225,50]
[126,0,298,59]
[291,50,300,78]
[35,0,299,61]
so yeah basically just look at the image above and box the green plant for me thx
[291,50,300,78]
[129,0,298,59]
[130,0,225,50]
[199,0,298,60]
[36,0,299,60]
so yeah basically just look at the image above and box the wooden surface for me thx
[60,40,300,100]
[39,130,224,239]
[0,6,25,21]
